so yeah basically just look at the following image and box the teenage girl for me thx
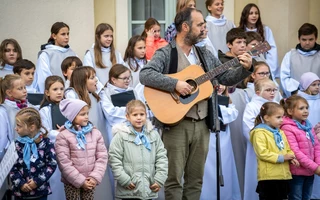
[250,102,299,200]
[123,35,147,87]
[141,18,168,61]
[64,66,112,200]
[100,64,138,146]
[238,3,279,78]
[109,100,168,200]
[164,0,196,42]
[242,78,278,200]
[201,84,241,200]
[280,95,320,200]
[35,22,76,92]
[205,0,235,53]
[83,23,124,85]
[55,99,108,200]
[39,76,66,200]
[10,107,57,200]
[244,61,282,102]
[0,39,23,77]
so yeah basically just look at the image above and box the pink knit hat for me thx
[59,99,88,122]
[300,72,320,91]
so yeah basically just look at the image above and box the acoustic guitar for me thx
[144,41,271,124]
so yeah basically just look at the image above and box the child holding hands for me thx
[109,100,168,200]
[250,102,299,200]
[55,99,108,200]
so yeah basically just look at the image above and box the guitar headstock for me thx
[249,41,271,56]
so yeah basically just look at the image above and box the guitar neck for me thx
[195,57,240,85]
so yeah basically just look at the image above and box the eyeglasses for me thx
[264,88,278,93]
[117,76,132,82]
[256,72,270,77]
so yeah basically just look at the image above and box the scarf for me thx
[6,97,28,109]
[255,123,284,150]
[294,119,315,145]
[16,132,41,170]
[128,122,151,151]
[64,121,93,150]
[296,43,320,53]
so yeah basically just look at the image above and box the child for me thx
[64,66,112,199]
[0,74,32,151]
[0,38,23,77]
[13,59,37,93]
[141,18,168,61]
[243,61,282,102]
[123,35,147,87]
[109,100,168,200]
[10,107,57,200]
[55,99,108,200]
[242,78,278,200]
[280,95,320,200]
[39,76,66,200]
[205,0,236,53]
[246,31,265,62]
[164,0,196,42]
[83,23,124,85]
[35,22,76,93]
[250,102,299,199]
[298,72,320,199]
[239,3,279,78]
[100,64,138,146]
[60,56,82,88]
[201,84,241,200]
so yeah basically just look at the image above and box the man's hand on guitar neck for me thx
[237,52,253,70]
[176,80,193,96]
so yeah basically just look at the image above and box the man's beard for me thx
[184,29,204,45]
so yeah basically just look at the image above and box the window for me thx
[128,0,176,38]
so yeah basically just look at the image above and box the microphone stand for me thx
[212,79,224,200]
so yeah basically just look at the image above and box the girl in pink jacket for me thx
[55,99,108,199]
[280,95,320,200]
[141,18,168,61]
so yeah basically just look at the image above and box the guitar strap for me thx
[168,44,178,74]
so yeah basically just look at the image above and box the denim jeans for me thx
[289,175,314,200]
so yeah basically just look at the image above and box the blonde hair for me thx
[126,100,146,114]
[243,61,272,86]
[254,78,276,93]
[176,0,196,13]
[16,107,48,143]
[0,74,22,103]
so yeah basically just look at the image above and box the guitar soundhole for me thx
[186,79,197,93]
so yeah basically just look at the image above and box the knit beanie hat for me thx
[59,99,88,122]
[300,72,320,91]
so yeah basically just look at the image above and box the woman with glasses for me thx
[243,61,282,102]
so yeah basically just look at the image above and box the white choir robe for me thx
[201,104,241,200]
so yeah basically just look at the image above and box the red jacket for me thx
[145,36,168,61]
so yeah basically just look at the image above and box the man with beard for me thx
[140,8,253,200]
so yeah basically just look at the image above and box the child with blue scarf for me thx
[10,107,57,200]
[109,100,168,200]
[250,102,299,200]
[280,95,320,200]
[55,99,108,200]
